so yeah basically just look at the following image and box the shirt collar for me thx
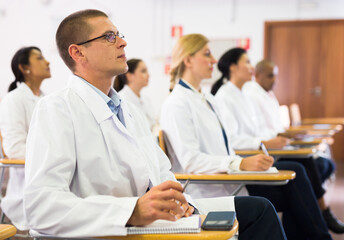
[78,76,121,114]
[178,79,211,106]
[18,82,44,100]
[179,79,201,92]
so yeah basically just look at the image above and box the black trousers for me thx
[246,161,332,240]
[279,156,335,199]
[234,196,287,240]
[315,156,336,183]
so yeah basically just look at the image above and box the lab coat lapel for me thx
[114,100,137,141]
[68,76,150,196]
[18,83,43,101]
[99,119,150,197]
[68,75,136,141]
[68,76,113,123]
[176,85,219,123]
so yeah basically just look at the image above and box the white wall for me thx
[0,0,343,118]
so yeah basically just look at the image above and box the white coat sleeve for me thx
[0,96,27,159]
[247,95,279,140]
[24,97,138,237]
[161,101,240,174]
[215,98,262,150]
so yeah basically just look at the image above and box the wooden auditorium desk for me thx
[33,216,239,240]
[302,117,344,125]
[102,217,238,240]
[174,170,295,195]
[0,224,16,239]
[288,124,342,133]
[174,171,295,185]
[0,159,25,199]
[235,147,316,158]
[0,159,25,165]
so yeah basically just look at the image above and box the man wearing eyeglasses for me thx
[23,9,287,239]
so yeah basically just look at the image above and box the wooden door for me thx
[264,20,344,161]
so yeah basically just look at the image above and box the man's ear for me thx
[68,44,85,65]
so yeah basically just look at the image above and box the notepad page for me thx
[228,167,279,174]
[127,214,201,234]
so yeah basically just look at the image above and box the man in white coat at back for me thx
[244,59,342,233]
[23,9,287,239]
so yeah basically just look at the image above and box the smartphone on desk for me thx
[201,211,236,230]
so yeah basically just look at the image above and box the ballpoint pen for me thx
[260,142,269,156]
[182,178,191,193]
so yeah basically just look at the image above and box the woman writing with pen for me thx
[213,48,343,234]
[160,33,332,240]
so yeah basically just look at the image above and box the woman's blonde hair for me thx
[169,33,209,91]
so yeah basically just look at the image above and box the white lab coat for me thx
[215,81,272,150]
[243,81,332,159]
[243,81,284,137]
[160,83,243,198]
[24,75,234,237]
[119,85,158,131]
[0,83,42,230]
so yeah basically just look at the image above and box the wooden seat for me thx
[158,130,183,172]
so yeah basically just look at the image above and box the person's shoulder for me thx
[243,81,254,90]
[36,87,77,110]
[164,87,190,110]
[215,83,232,99]
[242,81,256,96]
[1,87,28,108]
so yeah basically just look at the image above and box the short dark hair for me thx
[56,9,108,71]
[255,59,274,75]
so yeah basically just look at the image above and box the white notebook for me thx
[127,214,201,235]
[228,167,279,174]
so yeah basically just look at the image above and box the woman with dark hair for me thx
[114,59,158,131]
[211,48,246,95]
[0,46,50,230]
[214,48,343,234]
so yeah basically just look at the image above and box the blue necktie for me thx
[178,80,230,155]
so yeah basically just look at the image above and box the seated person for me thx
[114,58,159,132]
[213,48,343,234]
[244,59,335,182]
[160,33,332,240]
[23,10,286,240]
[0,46,50,230]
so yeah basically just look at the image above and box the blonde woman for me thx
[160,34,332,240]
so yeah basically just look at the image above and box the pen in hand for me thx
[260,142,269,156]
[182,178,190,193]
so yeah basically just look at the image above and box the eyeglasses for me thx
[76,31,125,45]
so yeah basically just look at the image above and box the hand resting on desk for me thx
[127,180,194,226]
